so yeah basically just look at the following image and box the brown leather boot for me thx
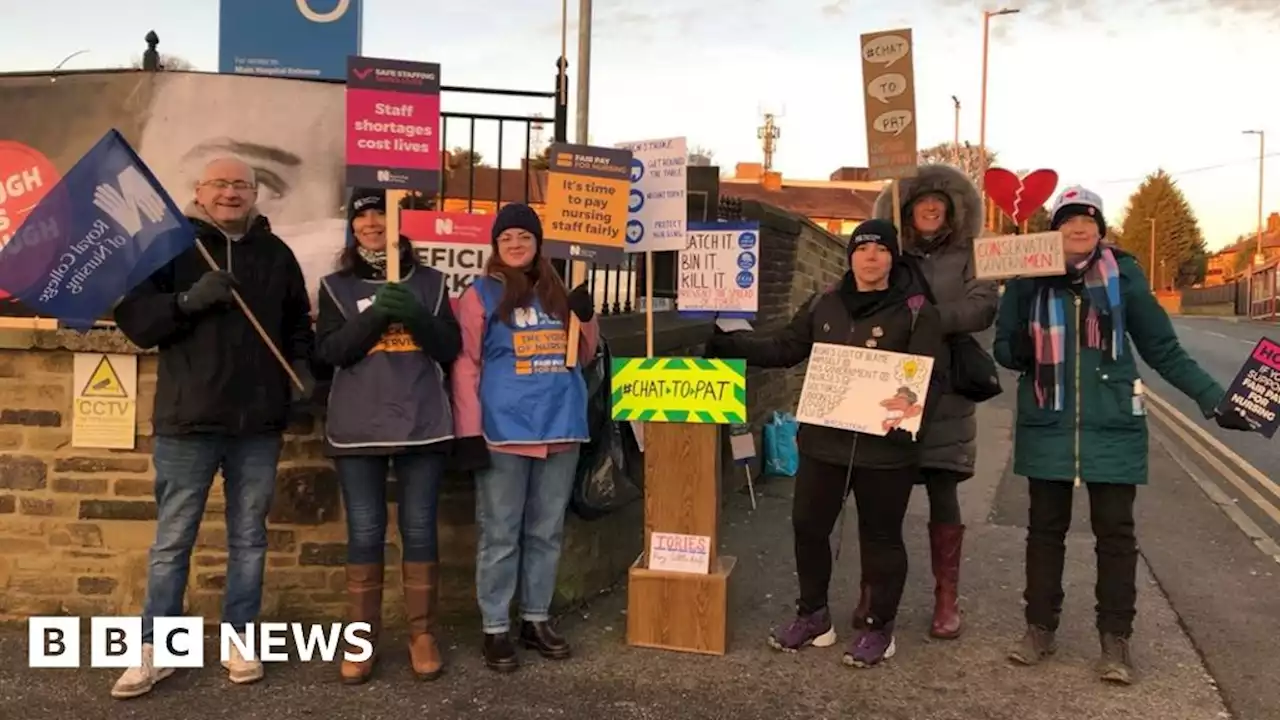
[340,563,383,684]
[403,561,443,680]
[929,522,965,639]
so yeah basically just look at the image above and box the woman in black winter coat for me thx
[705,219,944,669]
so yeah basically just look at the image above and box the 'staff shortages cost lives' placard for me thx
[542,143,632,264]
[345,56,441,193]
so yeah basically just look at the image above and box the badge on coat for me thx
[872,326,884,337]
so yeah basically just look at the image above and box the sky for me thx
[2,0,1278,251]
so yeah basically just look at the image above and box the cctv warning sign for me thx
[72,354,137,450]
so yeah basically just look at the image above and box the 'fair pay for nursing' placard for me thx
[677,222,759,319]
[796,343,934,438]
[615,136,687,253]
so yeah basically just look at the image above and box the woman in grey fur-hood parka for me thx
[871,162,998,641]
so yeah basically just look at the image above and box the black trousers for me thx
[921,467,964,524]
[1025,479,1138,637]
[793,457,918,625]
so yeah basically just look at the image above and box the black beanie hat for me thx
[847,218,901,261]
[347,188,386,229]
[492,203,543,247]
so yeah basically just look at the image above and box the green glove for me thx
[374,283,422,324]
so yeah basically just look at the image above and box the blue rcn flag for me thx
[0,129,195,328]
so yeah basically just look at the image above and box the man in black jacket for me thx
[109,157,315,699]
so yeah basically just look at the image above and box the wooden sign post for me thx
[612,357,747,654]
[344,55,443,284]
[860,26,919,235]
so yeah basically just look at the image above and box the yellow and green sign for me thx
[610,357,747,424]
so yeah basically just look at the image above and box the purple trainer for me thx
[842,622,897,668]
[767,606,838,652]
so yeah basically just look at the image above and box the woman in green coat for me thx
[992,185,1252,686]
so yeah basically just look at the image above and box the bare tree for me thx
[688,145,715,167]
[918,141,997,188]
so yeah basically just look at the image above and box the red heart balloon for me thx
[983,168,1059,224]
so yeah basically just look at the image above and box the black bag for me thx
[948,334,1002,403]
[569,339,643,521]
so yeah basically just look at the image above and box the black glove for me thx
[177,270,236,315]
[289,359,315,404]
[449,436,491,473]
[567,283,594,322]
[884,428,916,446]
[373,282,424,324]
[1010,332,1036,371]
[1213,409,1254,432]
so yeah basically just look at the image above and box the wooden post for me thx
[626,421,736,655]
[564,261,587,365]
[644,251,654,357]
[385,190,406,282]
[891,179,902,232]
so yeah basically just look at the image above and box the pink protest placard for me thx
[345,56,441,192]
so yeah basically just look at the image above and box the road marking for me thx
[1146,390,1280,504]
[1150,423,1280,566]
[1206,331,1231,340]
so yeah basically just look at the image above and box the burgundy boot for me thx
[929,522,964,639]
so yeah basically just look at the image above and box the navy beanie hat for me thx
[492,203,544,247]
[847,218,901,261]
[347,188,386,229]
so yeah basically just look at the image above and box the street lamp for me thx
[979,7,1020,229]
[951,95,961,164]
[1244,130,1265,267]
[1243,129,1265,318]
[53,49,89,70]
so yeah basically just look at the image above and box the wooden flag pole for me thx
[193,239,304,392]
[385,190,405,282]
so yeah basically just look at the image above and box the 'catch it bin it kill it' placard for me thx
[610,357,746,424]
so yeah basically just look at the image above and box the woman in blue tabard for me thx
[314,188,461,685]
[450,203,599,673]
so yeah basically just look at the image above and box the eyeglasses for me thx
[202,180,257,192]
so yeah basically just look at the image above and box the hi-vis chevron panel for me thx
[610,357,747,424]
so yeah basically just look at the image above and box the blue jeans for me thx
[474,447,580,634]
[335,452,444,565]
[141,434,282,642]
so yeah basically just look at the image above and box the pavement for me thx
[1,320,1277,719]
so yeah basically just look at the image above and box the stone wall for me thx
[0,312,696,625]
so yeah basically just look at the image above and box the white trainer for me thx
[110,643,174,699]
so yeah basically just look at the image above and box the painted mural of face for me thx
[136,72,348,312]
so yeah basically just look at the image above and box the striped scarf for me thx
[1030,247,1124,411]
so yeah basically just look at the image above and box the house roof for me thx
[1213,231,1280,257]
[440,166,548,204]
[720,183,879,220]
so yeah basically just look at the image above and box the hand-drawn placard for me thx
[973,231,1066,280]
[795,342,934,438]
[1215,337,1280,438]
